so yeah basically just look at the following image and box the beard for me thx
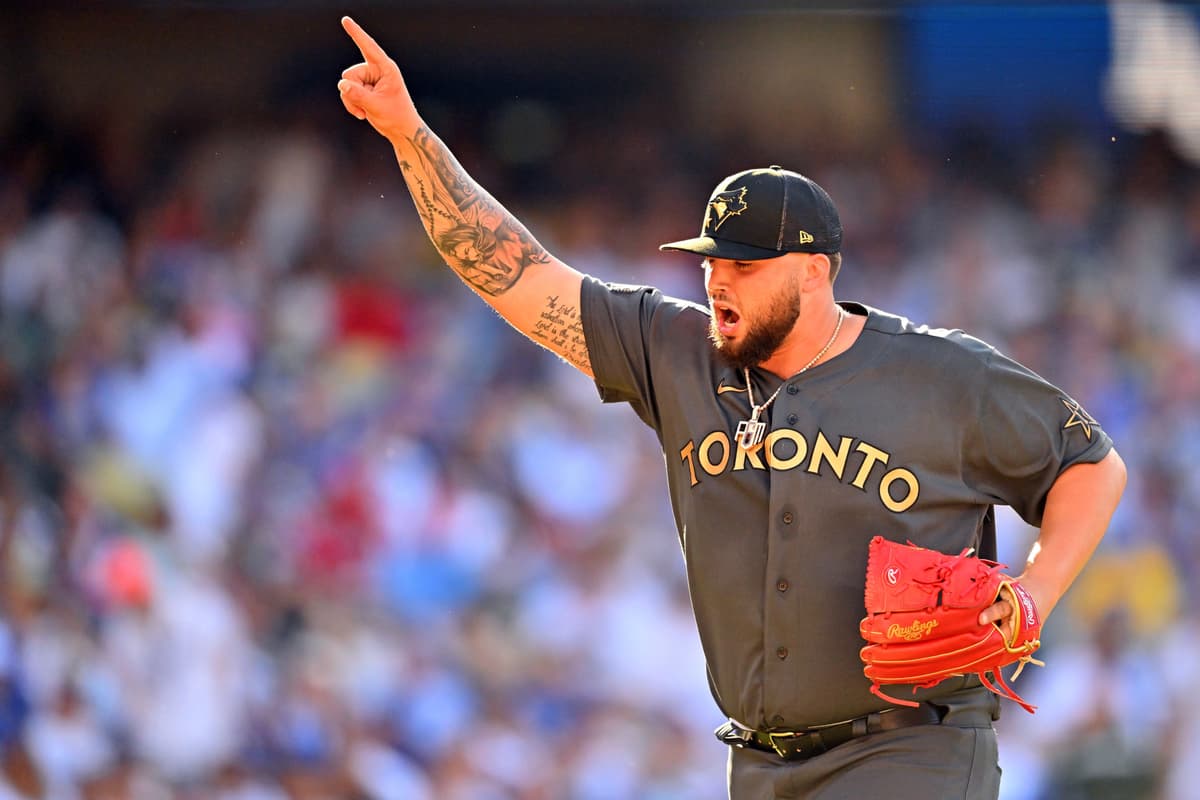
[708,278,803,371]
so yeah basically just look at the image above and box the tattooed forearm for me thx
[410,127,481,212]
[388,125,590,375]
[532,294,591,372]
[396,126,549,296]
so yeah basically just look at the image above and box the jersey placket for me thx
[760,379,805,727]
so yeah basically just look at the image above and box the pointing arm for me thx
[337,16,593,376]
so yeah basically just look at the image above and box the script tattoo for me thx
[533,294,591,372]
[397,126,549,296]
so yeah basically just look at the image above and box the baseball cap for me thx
[659,166,842,260]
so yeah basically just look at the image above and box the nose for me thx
[705,259,733,293]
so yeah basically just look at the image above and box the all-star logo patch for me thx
[705,187,749,232]
[1061,396,1098,441]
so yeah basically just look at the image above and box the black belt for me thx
[715,702,945,761]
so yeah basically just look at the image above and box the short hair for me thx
[828,252,842,284]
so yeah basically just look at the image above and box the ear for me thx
[801,253,832,291]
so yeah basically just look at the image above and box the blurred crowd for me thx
[1,58,1199,800]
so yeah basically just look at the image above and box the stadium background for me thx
[1,1,1198,798]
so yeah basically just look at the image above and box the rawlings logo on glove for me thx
[887,619,939,641]
[859,536,1044,714]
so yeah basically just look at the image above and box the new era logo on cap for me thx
[660,166,842,261]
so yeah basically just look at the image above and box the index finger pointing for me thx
[341,16,389,65]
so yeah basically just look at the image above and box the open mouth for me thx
[713,302,741,337]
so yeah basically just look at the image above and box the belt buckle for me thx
[766,730,803,758]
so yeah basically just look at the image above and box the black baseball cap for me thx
[659,166,842,260]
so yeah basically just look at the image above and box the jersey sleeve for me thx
[964,347,1113,526]
[578,275,666,429]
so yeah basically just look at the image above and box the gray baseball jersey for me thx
[579,277,1113,729]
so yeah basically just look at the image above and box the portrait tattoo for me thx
[398,126,549,296]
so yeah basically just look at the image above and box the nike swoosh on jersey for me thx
[717,381,747,395]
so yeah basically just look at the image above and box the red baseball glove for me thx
[858,536,1044,714]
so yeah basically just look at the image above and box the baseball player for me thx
[337,17,1127,799]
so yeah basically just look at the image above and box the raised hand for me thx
[337,16,420,140]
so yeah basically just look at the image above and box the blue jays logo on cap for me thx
[705,187,748,232]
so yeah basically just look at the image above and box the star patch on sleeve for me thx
[1060,397,1098,441]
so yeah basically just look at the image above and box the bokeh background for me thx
[1,1,1198,798]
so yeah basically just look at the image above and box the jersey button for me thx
[777,579,789,593]
[786,413,798,425]
[782,512,794,525]
[776,646,789,660]
[786,384,799,395]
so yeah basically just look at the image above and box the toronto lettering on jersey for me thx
[677,428,921,513]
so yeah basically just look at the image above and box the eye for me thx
[734,261,754,272]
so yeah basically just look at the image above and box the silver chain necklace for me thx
[735,308,845,451]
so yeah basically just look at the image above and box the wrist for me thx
[382,112,424,145]
[1013,571,1059,623]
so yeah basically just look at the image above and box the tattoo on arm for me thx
[532,294,591,372]
[397,126,549,296]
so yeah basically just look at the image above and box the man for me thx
[336,16,1127,799]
